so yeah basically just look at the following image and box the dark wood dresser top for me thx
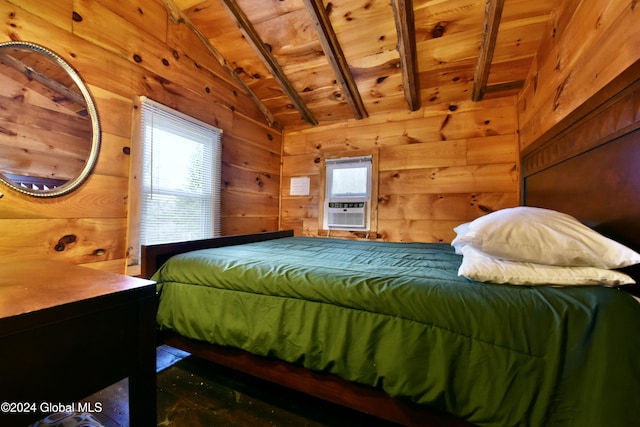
[0,259,155,319]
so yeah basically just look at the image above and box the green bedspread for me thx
[153,237,640,426]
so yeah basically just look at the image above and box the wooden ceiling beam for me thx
[220,0,318,126]
[302,0,368,120]
[162,0,279,128]
[472,0,506,102]
[0,53,87,109]
[485,80,525,94]
[390,0,420,111]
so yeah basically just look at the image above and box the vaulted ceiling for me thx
[167,0,555,129]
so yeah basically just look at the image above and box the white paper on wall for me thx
[289,176,310,196]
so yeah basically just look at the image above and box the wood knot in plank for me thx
[553,77,569,111]
[440,114,450,132]
[55,234,77,252]
[431,22,447,38]
[0,126,17,137]
[326,2,334,15]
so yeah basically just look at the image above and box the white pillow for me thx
[451,207,640,269]
[458,245,636,286]
[452,222,470,255]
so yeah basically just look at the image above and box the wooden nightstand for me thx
[0,260,157,426]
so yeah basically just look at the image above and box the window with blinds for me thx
[139,97,222,245]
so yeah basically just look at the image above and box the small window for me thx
[329,166,369,198]
[323,156,372,230]
[139,97,222,246]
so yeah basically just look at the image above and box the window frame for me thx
[127,97,222,274]
[325,155,372,202]
[319,151,378,234]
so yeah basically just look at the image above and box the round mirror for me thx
[0,41,100,197]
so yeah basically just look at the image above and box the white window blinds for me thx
[139,97,222,245]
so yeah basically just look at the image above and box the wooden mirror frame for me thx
[0,41,101,197]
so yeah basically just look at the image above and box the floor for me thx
[79,345,401,427]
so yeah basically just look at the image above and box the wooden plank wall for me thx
[0,0,281,274]
[3,0,636,272]
[518,0,640,152]
[281,0,640,244]
[282,97,520,243]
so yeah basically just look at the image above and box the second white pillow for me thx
[458,245,636,286]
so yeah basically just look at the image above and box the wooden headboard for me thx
[522,60,640,282]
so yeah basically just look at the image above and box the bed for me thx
[142,65,640,427]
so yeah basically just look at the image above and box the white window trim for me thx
[127,97,222,272]
[325,155,372,202]
[322,154,375,231]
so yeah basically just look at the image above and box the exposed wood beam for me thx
[485,80,525,95]
[220,0,318,126]
[390,0,420,111]
[0,53,87,109]
[472,0,505,102]
[302,0,368,120]
[162,0,278,129]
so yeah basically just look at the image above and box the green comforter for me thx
[153,237,640,426]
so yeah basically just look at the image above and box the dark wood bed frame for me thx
[142,61,640,426]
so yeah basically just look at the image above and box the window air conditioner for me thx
[327,202,366,228]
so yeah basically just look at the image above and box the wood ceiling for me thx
[166,0,555,129]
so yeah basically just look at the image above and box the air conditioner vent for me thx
[327,202,366,228]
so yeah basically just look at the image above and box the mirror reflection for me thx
[0,41,100,197]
